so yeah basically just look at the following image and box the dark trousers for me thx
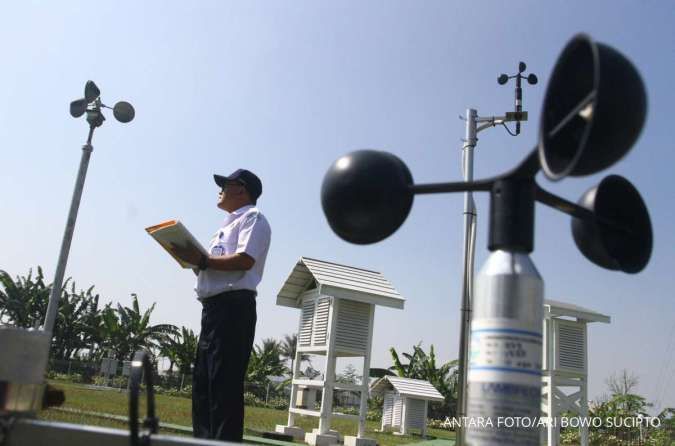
[192,290,257,442]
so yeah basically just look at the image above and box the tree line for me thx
[0,267,191,370]
[3,267,672,441]
[0,267,459,395]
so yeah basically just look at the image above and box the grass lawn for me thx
[40,381,455,445]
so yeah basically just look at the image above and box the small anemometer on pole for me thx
[44,82,135,335]
[498,61,538,135]
[69,81,135,129]
[450,61,539,445]
[320,34,652,446]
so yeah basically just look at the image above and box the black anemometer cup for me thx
[572,175,652,274]
[69,99,88,118]
[321,150,414,244]
[84,81,101,103]
[113,101,136,123]
[539,34,647,180]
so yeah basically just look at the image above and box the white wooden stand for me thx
[371,376,443,438]
[275,258,404,444]
[541,300,610,446]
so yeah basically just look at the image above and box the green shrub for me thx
[91,375,128,387]
[154,385,192,398]
[427,418,452,431]
[327,406,381,421]
[46,372,83,383]
[242,392,289,410]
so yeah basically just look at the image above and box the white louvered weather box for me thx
[553,318,586,374]
[371,376,444,438]
[297,292,372,356]
[541,299,610,446]
[275,257,404,446]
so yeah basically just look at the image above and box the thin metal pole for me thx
[43,126,96,335]
[515,74,523,135]
[455,108,478,446]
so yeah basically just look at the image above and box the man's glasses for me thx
[221,181,244,192]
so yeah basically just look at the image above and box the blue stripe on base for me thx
[471,328,542,337]
[471,366,542,376]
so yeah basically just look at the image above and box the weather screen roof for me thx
[545,299,610,323]
[276,257,405,310]
[370,376,444,402]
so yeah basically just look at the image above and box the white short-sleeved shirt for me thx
[195,205,271,299]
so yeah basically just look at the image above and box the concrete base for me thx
[305,432,341,446]
[275,425,306,440]
[311,428,342,442]
[344,436,377,446]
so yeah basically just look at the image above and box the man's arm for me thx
[203,210,268,271]
[172,211,268,273]
[204,252,254,271]
[171,244,254,272]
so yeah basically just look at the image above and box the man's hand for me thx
[170,242,203,266]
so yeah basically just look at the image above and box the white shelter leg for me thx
[540,377,549,446]
[547,377,558,446]
[400,397,408,435]
[357,305,375,438]
[287,348,303,426]
[318,355,336,434]
[356,382,368,438]
[422,400,428,438]
[357,368,370,437]
[580,379,588,446]
[318,297,339,435]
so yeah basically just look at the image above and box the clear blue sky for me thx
[1,1,673,412]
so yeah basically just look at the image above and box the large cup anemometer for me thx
[320,34,651,445]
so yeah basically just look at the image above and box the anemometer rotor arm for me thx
[409,145,638,245]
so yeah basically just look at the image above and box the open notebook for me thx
[145,220,208,268]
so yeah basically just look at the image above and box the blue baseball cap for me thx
[214,169,263,203]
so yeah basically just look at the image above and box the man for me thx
[171,168,271,442]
